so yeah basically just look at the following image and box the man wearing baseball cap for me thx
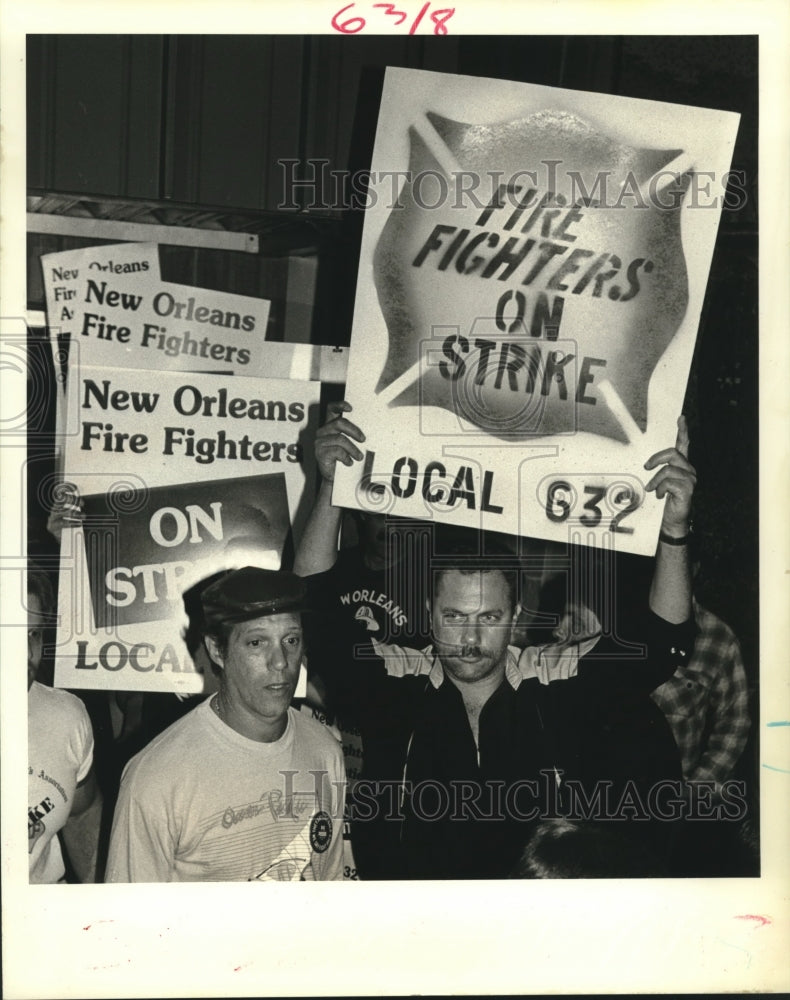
[105,567,345,882]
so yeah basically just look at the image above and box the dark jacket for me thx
[306,573,693,879]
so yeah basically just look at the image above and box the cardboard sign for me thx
[42,244,271,378]
[42,242,161,373]
[81,476,288,629]
[333,68,740,555]
[54,364,320,692]
[41,245,350,388]
[53,473,290,692]
[41,243,162,470]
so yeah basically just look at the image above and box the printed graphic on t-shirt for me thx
[354,605,380,632]
[251,826,313,882]
[299,703,359,880]
[28,819,46,853]
[309,810,333,853]
[194,788,325,881]
[31,766,70,804]
[28,795,56,853]
[340,587,409,632]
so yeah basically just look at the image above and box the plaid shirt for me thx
[650,603,750,785]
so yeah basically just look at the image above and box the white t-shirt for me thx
[28,682,94,884]
[106,701,345,882]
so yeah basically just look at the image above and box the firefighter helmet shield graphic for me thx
[354,606,380,632]
[373,110,691,443]
[334,67,740,553]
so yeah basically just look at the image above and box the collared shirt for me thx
[650,603,750,786]
[371,638,527,691]
[519,634,603,684]
[371,637,604,690]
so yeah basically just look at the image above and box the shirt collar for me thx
[426,646,523,691]
[518,633,602,685]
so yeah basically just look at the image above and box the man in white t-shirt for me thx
[27,570,102,883]
[105,567,346,882]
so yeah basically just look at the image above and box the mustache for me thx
[460,645,482,657]
[438,644,484,657]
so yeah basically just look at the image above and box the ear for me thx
[204,635,225,669]
[294,655,308,698]
[510,603,523,637]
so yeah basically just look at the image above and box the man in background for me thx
[28,567,102,883]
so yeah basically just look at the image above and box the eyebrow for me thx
[441,606,505,616]
[240,625,303,637]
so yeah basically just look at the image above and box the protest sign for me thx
[55,473,290,691]
[40,245,350,387]
[42,243,271,379]
[333,68,740,555]
[54,364,320,692]
[80,476,289,630]
[42,242,161,369]
[41,243,162,469]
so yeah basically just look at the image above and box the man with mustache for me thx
[301,406,695,879]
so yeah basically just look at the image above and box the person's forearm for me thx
[61,792,103,883]
[294,479,343,577]
[649,536,692,624]
[643,416,695,625]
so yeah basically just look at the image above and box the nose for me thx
[461,620,480,646]
[268,644,287,673]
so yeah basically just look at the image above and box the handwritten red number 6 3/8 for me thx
[331,3,454,35]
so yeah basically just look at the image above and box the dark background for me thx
[26,33,759,775]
